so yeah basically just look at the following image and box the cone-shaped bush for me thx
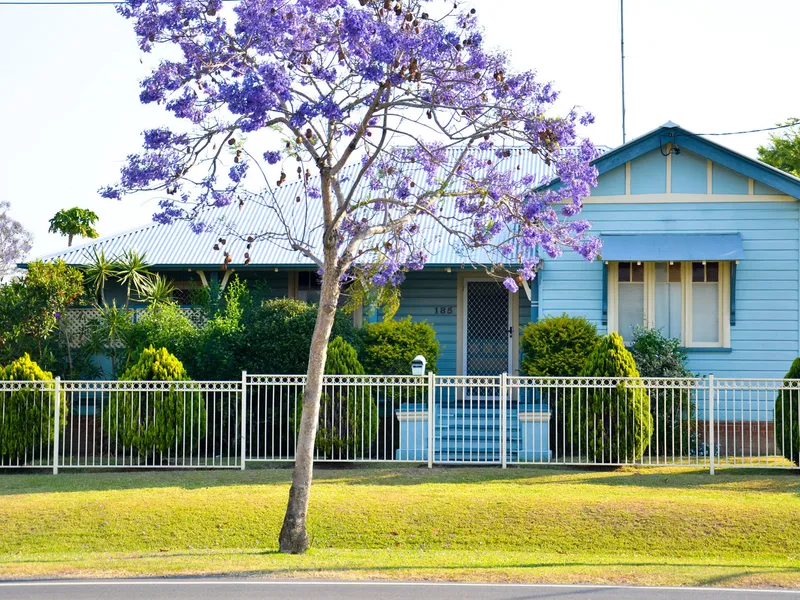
[775,357,800,465]
[107,346,205,457]
[0,354,66,461]
[571,333,653,462]
[325,336,365,376]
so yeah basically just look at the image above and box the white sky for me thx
[1,0,798,258]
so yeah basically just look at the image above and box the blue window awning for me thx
[600,233,744,262]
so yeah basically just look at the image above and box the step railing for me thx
[1,374,799,472]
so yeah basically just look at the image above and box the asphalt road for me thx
[0,581,798,600]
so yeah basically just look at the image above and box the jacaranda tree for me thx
[104,0,601,553]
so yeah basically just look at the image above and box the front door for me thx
[464,279,512,375]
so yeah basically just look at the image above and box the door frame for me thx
[457,274,517,376]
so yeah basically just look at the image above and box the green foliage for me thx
[325,336,365,375]
[0,354,67,461]
[106,346,205,456]
[294,337,378,458]
[138,274,175,306]
[82,247,115,304]
[757,120,800,178]
[0,260,85,367]
[128,302,197,360]
[84,301,135,378]
[775,357,800,465]
[358,317,439,375]
[48,207,99,246]
[520,314,599,377]
[245,298,358,374]
[569,333,653,462]
[113,250,152,308]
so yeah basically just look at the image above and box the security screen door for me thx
[464,280,512,375]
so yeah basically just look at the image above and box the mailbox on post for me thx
[411,355,427,376]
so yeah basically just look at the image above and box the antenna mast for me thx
[620,0,627,143]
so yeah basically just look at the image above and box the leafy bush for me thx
[245,299,358,374]
[297,337,378,458]
[0,354,66,461]
[106,347,205,456]
[568,333,653,462]
[629,327,695,457]
[775,357,800,465]
[358,317,439,375]
[520,314,599,376]
[128,302,198,361]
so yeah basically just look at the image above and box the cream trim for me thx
[196,269,209,288]
[519,411,551,423]
[287,271,299,299]
[607,262,619,334]
[748,178,755,195]
[220,268,234,292]
[457,273,518,376]
[707,160,713,194]
[665,144,672,194]
[583,193,793,205]
[625,162,631,195]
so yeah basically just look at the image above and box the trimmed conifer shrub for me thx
[775,357,800,465]
[570,333,653,462]
[0,354,66,461]
[106,346,205,456]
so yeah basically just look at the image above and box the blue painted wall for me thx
[630,149,667,194]
[540,201,800,384]
[593,164,625,196]
[671,149,707,194]
[712,164,750,194]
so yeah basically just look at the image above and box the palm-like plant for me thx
[113,250,152,308]
[49,207,100,247]
[83,246,115,304]
[85,300,135,376]
[138,274,175,310]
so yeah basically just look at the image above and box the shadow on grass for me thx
[0,462,797,496]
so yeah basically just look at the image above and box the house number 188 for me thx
[435,307,454,315]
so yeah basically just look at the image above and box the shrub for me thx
[297,337,378,458]
[568,333,653,462]
[245,299,358,374]
[775,357,800,465]
[0,354,66,461]
[520,314,599,376]
[128,301,198,360]
[358,317,440,375]
[106,347,205,456]
[629,327,695,457]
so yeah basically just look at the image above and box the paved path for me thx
[0,580,798,599]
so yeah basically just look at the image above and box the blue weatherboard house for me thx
[33,122,800,461]
[38,122,800,381]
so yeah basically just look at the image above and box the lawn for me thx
[0,465,799,588]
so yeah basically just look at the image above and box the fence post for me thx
[708,373,715,476]
[240,370,247,471]
[427,371,435,469]
[53,377,61,475]
[500,373,507,469]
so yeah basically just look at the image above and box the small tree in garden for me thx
[0,201,32,281]
[575,333,653,462]
[48,207,100,247]
[775,358,800,465]
[106,346,205,456]
[629,327,695,457]
[105,0,600,553]
[0,354,67,462]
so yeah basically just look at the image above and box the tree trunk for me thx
[67,234,73,247]
[279,253,341,554]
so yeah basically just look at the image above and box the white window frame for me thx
[608,261,730,348]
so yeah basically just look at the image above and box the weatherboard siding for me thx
[540,200,800,382]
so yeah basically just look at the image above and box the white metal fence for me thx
[1,374,799,472]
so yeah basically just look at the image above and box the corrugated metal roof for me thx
[34,146,604,269]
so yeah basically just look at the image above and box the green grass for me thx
[0,465,799,587]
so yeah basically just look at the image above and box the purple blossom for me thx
[503,278,519,293]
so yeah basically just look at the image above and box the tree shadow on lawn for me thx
[10,550,796,585]
[0,463,797,497]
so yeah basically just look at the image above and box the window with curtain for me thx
[617,261,644,341]
[691,261,720,344]
[654,262,682,340]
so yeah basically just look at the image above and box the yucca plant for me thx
[138,274,175,310]
[85,300,134,376]
[83,246,115,304]
[113,250,152,308]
